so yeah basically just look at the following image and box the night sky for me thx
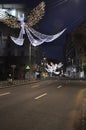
[1,0,86,62]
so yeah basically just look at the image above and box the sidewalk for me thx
[0,79,40,89]
[79,89,86,130]
[75,89,86,130]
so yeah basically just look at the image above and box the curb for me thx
[74,89,86,130]
[80,90,86,130]
[0,80,40,89]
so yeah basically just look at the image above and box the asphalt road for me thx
[0,79,85,130]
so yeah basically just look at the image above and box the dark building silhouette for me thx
[63,20,86,77]
[0,4,43,80]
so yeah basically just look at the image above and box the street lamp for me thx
[29,43,31,67]
[27,43,32,80]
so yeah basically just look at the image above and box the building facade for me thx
[0,4,43,80]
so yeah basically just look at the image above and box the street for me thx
[0,79,86,130]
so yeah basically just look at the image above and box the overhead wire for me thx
[46,0,69,9]
[66,11,86,30]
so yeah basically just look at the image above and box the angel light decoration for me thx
[45,62,63,76]
[0,1,66,46]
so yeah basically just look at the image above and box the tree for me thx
[72,20,86,55]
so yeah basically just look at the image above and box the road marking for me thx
[0,92,11,97]
[57,85,62,88]
[31,84,40,88]
[35,93,47,100]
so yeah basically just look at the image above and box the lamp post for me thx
[29,43,31,66]
[29,43,31,79]
[71,58,73,67]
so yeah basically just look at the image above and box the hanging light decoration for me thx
[28,27,66,45]
[45,62,63,75]
[0,1,66,46]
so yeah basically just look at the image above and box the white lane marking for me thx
[35,93,47,100]
[57,85,62,88]
[31,84,40,88]
[0,92,11,97]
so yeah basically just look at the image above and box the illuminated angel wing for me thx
[0,1,45,29]
[0,9,20,29]
[26,1,45,27]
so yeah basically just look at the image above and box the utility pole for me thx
[29,43,31,66]
[29,43,31,79]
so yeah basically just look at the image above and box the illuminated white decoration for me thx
[11,37,24,46]
[0,2,66,47]
[45,63,54,73]
[29,27,66,42]
[25,28,45,46]
[0,1,45,29]
[54,71,60,75]
[10,25,66,46]
[0,9,8,19]
[45,62,63,75]
[10,14,25,46]
[10,27,24,46]
[57,62,63,69]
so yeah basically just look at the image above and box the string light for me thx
[45,62,63,75]
[0,1,45,29]
[0,1,66,46]
[29,27,66,43]
[26,1,45,27]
